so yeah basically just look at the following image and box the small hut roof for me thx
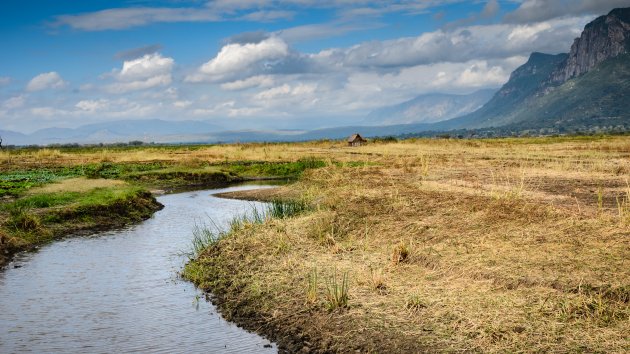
[348,133,366,142]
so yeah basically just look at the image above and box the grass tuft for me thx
[306,267,319,304]
[391,242,410,265]
[267,199,310,219]
[324,270,349,311]
[405,293,427,312]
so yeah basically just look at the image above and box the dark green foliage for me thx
[4,204,41,232]
[271,199,310,218]
[223,158,326,177]
[0,162,165,197]
[267,199,310,219]
[372,136,398,143]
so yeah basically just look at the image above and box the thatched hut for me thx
[348,133,367,147]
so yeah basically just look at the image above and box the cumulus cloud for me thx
[187,36,289,82]
[221,75,275,90]
[328,16,588,69]
[187,15,588,88]
[107,53,174,93]
[504,0,629,24]
[3,95,26,110]
[26,72,67,92]
[75,99,109,112]
[173,100,193,108]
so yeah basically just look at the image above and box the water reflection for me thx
[0,186,277,354]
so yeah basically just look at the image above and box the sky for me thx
[0,0,627,133]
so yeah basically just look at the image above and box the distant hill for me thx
[365,89,495,125]
[1,119,223,146]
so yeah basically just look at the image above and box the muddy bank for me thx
[0,191,163,268]
[212,186,297,202]
[187,244,423,354]
[0,186,277,353]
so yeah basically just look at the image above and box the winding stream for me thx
[0,186,277,353]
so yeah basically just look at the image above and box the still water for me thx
[0,186,277,353]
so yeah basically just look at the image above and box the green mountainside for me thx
[436,7,630,134]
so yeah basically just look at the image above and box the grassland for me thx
[0,143,327,266]
[182,136,630,353]
[1,137,629,352]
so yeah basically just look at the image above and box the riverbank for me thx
[0,179,164,267]
[185,136,630,353]
[0,146,326,268]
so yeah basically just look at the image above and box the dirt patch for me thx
[213,187,297,202]
[28,178,127,194]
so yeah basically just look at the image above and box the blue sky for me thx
[0,0,627,133]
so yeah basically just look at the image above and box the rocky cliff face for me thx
[551,7,630,83]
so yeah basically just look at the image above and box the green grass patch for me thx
[3,185,145,213]
[0,162,166,197]
[222,158,326,177]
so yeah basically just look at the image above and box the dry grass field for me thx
[1,136,629,351]
[184,136,630,353]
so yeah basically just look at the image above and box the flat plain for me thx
[2,136,629,352]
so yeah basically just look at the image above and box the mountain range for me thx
[364,89,495,125]
[1,7,629,146]
[437,7,630,133]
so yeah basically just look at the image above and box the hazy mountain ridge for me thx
[0,119,223,146]
[365,89,495,125]
[437,52,568,130]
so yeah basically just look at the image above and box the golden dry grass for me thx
[186,136,630,352]
[3,136,630,351]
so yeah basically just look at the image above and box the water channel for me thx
[0,185,277,353]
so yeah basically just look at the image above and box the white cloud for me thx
[3,95,26,110]
[254,84,292,100]
[221,75,275,90]
[76,99,109,112]
[454,61,509,87]
[173,100,193,108]
[30,107,68,118]
[0,77,10,85]
[333,17,588,69]
[504,0,629,24]
[26,72,67,92]
[187,36,290,82]
[107,53,174,93]
[254,83,317,101]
